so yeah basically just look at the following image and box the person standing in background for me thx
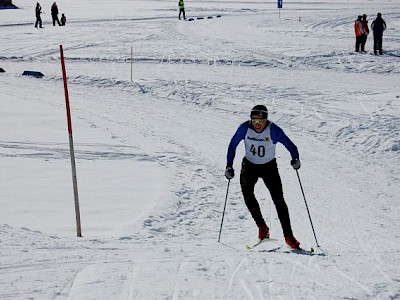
[51,2,61,26]
[354,15,364,52]
[178,0,186,20]
[35,2,42,28]
[371,13,387,55]
[361,14,369,52]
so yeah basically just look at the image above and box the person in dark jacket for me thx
[361,14,369,52]
[51,2,61,26]
[35,2,42,28]
[60,13,66,26]
[371,13,387,55]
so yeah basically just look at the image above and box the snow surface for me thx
[1,0,400,299]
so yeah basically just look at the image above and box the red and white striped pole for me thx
[60,45,82,237]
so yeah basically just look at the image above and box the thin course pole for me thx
[60,45,82,237]
[218,179,230,242]
[130,47,133,82]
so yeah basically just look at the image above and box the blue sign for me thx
[277,0,282,8]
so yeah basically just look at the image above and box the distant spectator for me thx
[35,2,42,28]
[51,2,61,26]
[178,0,186,20]
[361,14,369,52]
[354,15,364,52]
[60,13,66,26]
[371,13,387,55]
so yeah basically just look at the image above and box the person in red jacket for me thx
[361,14,369,52]
[354,15,365,52]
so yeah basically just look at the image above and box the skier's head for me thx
[250,105,268,119]
[362,14,367,20]
[377,13,382,18]
[357,15,362,20]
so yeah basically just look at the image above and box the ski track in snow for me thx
[1,0,400,299]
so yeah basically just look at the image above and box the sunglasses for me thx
[251,118,266,124]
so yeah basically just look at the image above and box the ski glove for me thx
[291,158,301,170]
[225,166,235,179]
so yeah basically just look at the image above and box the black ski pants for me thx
[35,16,42,28]
[355,35,363,52]
[240,157,293,237]
[373,32,383,54]
[52,15,61,26]
[361,35,367,52]
[179,8,186,20]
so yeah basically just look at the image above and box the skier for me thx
[225,105,301,249]
[35,2,42,28]
[178,0,186,20]
[51,2,61,26]
[354,15,364,52]
[60,13,66,26]
[361,14,369,52]
[371,13,387,55]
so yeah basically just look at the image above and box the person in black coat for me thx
[371,13,387,55]
[35,2,42,28]
[60,13,66,26]
[51,2,61,26]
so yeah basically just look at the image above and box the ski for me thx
[245,239,265,250]
[283,248,327,256]
[246,240,322,255]
[245,238,273,250]
[268,245,315,254]
[291,247,315,254]
[266,246,327,256]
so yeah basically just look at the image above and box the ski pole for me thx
[295,170,319,247]
[218,179,230,242]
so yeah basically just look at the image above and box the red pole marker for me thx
[60,45,82,237]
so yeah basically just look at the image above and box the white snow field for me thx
[1,0,400,299]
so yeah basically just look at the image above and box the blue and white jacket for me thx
[227,120,299,166]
